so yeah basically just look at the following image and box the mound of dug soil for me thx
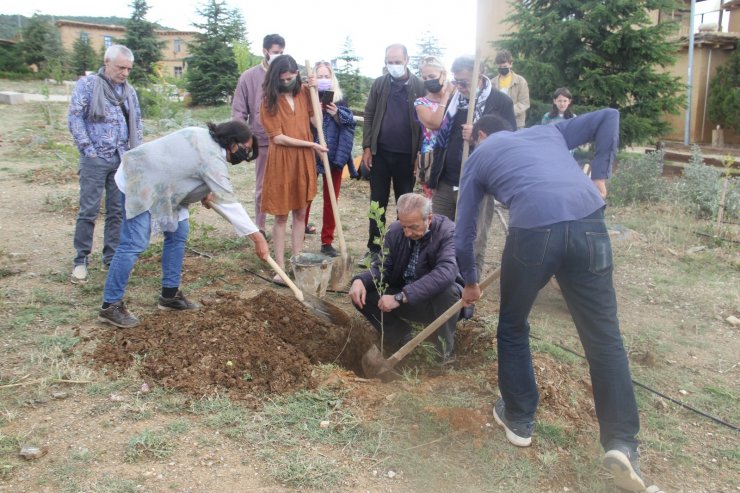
[92,291,377,398]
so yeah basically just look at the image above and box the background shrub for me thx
[608,150,665,205]
[680,145,739,220]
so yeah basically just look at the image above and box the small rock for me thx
[140,383,150,394]
[387,470,396,478]
[109,393,125,402]
[319,420,330,428]
[679,389,689,396]
[19,445,48,460]
[51,391,68,399]
[725,315,740,327]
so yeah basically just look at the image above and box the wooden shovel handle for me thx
[305,59,348,258]
[386,266,501,366]
[206,200,304,301]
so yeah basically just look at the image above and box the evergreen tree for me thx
[18,14,61,74]
[707,43,739,133]
[70,36,99,76]
[498,0,684,145]
[121,0,165,83]
[186,0,244,105]
[409,30,445,74]
[0,43,30,74]
[335,36,368,109]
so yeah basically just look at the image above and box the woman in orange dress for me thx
[260,55,327,282]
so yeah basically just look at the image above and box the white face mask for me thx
[267,53,281,65]
[386,64,406,79]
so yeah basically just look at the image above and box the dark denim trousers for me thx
[497,207,639,450]
[73,154,122,266]
[367,147,415,251]
[354,281,461,357]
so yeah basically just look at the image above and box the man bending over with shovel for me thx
[455,108,658,492]
[349,193,464,365]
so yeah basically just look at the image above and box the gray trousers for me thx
[432,182,497,281]
[73,154,122,266]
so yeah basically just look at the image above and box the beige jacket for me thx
[491,72,530,128]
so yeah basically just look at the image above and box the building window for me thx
[174,66,183,78]
[174,39,182,53]
[104,36,112,48]
[80,32,89,44]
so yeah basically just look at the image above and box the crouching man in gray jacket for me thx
[349,193,464,364]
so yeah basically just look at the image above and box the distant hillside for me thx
[0,14,176,40]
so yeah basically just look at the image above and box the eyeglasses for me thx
[451,79,470,89]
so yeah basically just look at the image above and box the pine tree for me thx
[18,14,64,75]
[409,30,445,75]
[121,0,165,83]
[498,0,685,145]
[707,43,739,133]
[186,0,244,105]
[70,37,99,77]
[335,36,369,110]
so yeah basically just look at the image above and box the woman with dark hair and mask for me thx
[414,57,453,194]
[97,120,269,329]
[260,55,328,284]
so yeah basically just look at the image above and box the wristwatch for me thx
[394,292,405,303]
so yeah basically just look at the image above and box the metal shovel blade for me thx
[329,253,354,291]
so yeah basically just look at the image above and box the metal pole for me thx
[684,0,697,145]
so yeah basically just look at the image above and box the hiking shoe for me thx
[320,244,339,257]
[71,264,88,284]
[98,301,139,328]
[158,290,199,311]
[603,443,646,492]
[493,398,533,447]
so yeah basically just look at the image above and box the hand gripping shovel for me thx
[206,201,350,326]
[361,267,501,379]
[305,59,353,290]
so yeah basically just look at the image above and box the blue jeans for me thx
[103,195,189,304]
[73,155,122,266]
[497,207,639,450]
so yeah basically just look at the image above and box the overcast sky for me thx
[5,0,478,76]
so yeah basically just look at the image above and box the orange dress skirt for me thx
[259,85,318,216]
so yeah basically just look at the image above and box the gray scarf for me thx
[91,68,141,149]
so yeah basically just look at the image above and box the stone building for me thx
[55,20,196,78]
[476,0,739,144]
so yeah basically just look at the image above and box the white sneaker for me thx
[71,264,88,284]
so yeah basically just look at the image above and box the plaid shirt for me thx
[402,240,421,283]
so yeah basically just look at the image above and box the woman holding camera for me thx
[303,60,356,257]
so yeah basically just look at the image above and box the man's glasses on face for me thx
[451,79,470,89]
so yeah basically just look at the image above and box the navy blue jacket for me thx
[354,214,463,304]
[314,98,356,173]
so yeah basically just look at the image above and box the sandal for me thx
[305,223,317,234]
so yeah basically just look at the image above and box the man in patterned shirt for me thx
[68,44,143,283]
[348,193,464,364]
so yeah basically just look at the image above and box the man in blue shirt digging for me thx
[455,109,656,493]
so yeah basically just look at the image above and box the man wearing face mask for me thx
[361,44,425,263]
[490,49,530,129]
[232,33,286,238]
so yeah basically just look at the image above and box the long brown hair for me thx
[548,87,575,119]
[262,55,302,114]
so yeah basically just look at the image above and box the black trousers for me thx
[367,147,415,251]
[353,282,461,357]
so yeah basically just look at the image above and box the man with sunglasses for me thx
[427,55,516,222]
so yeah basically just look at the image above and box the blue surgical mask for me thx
[317,79,332,92]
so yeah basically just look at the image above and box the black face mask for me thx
[424,78,443,94]
[278,77,298,93]
[228,138,258,165]
[498,67,510,76]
